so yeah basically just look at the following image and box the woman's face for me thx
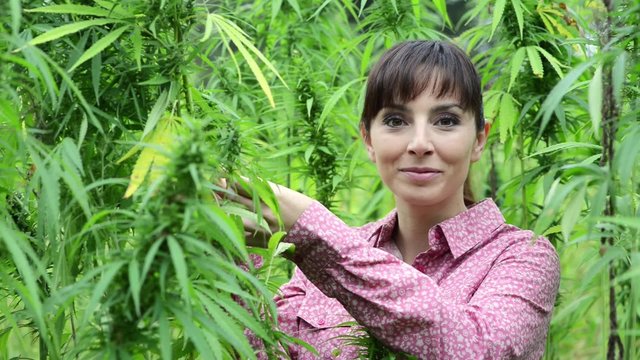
[362,88,487,212]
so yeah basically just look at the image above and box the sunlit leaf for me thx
[168,236,191,304]
[612,51,626,107]
[526,46,544,78]
[27,19,120,46]
[561,184,585,241]
[432,0,452,28]
[498,93,518,143]
[537,58,596,136]
[510,0,525,39]
[490,0,507,40]
[25,4,111,17]
[318,78,362,129]
[508,47,526,92]
[69,26,129,72]
[525,142,602,158]
[81,261,125,326]
[588,65,603,138]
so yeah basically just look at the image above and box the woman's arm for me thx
[225,181,559,359]
[285,201,559,360]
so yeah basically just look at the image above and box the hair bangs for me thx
[361,41,484,132]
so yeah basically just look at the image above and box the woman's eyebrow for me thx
[383,103,463,113]
[430,103,463,113]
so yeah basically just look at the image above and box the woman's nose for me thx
[407,128,434,156]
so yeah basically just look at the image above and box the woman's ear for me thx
[360,122,376,163]
[471,122,490,162]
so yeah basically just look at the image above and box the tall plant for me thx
[1,0,299,358]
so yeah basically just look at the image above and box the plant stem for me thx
[489,143,497,199]
[519,126,528,228]
[600,1,623,358]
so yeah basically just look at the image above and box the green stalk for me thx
[599,1,623,358]
[519,126,528,228]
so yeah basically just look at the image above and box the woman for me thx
[230,40,560,359]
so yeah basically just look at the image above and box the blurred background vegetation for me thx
[0,0,638,359]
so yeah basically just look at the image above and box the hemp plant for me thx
[0,0,298,358]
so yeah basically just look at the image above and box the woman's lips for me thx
[400,167,442,182]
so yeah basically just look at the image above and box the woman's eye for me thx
[383,116,406,128]
[435,116,459,127]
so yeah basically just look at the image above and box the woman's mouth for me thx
[399,167,442,182]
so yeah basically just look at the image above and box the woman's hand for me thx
[216,177,314,248]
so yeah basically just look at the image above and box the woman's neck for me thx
[394,196,467,264]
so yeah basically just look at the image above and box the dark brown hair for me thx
[361,40,484,206]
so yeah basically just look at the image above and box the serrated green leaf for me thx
[170,306,213,355]
[28,19,119,46]
[318,78,361,129]
[209,14,287,108]
[537,58,595,136]
[199,204,248,261]
[588,65,603,137]
[508,47,526,92]
[581,246,625,291]
[616,127,640,184]
[9,0,21,34]
[360,35,377,77]
[525,142,602,158]
[168,236,190,304]
[0,223,44,325]
[483,91,502,122]
[141,238,165,286]
[69,26,129,72]
[536,46,564,78]
[550,293,596,326]
[307,0,333,20]
[131,27,142,70]
[90,40,102,101]
[432,0,452,28]
[612,51,626,107]
[490,0,507,40]
[498,94,518,143]
[534,177,588,235]
[596,217,640,230]
[411,0,421,18]
[212,18,275,107]
[561,185,585,241]
[128,260,141,316]
[143,90,169,139]
[93,0,131,18]
[81,261,125,326]
[58,154,91,219]
[511,0,525,39]
[158,307,172,360]
[286,0,303,19]
[271,0,284,23]
[526,46,544,78]
[25,4,111,17]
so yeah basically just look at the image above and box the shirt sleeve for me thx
[285,201,560,360]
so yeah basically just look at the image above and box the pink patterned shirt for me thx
[259,199,559,359]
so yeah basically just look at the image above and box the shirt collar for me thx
[371,199,505,259]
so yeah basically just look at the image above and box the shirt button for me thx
[318,319,325,326]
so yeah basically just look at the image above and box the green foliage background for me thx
[0,0,638,359]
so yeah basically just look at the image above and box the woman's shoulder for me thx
[487,223,560,280]
[494,223,558,254]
